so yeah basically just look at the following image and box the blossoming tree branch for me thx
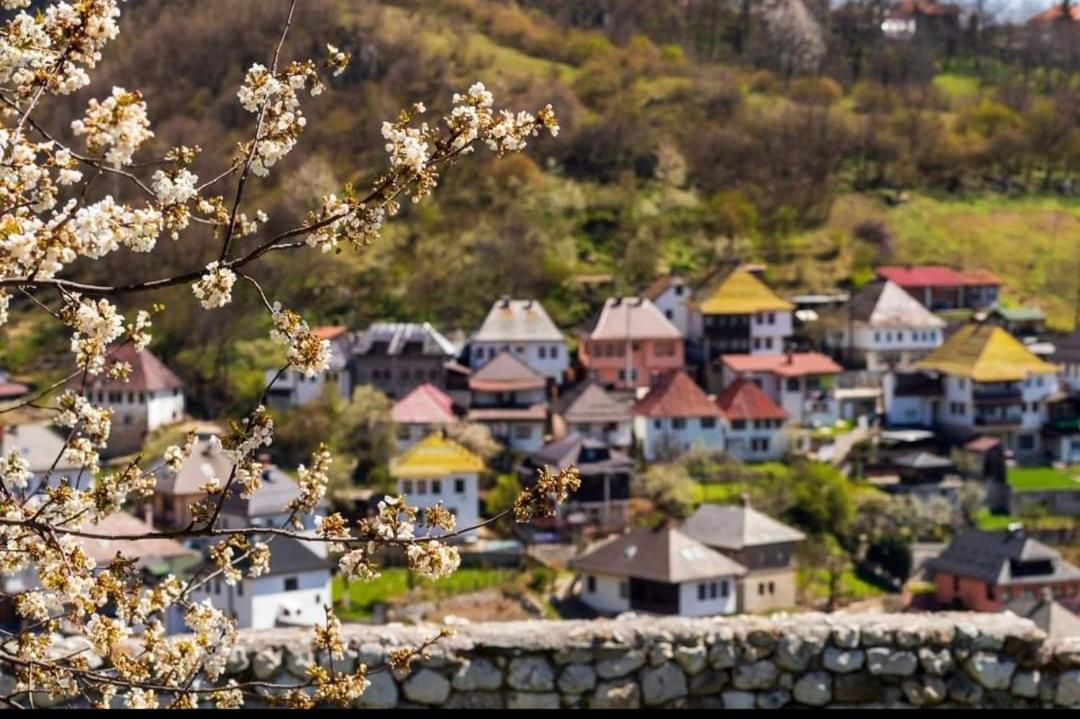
[0,0,576,709]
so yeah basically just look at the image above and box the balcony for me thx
[973,384,1022,402]
[974,414,1022,428]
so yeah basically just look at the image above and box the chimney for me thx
[1006,521,1024,538]
[785,348,794,366]
[612,297,623,307]
[499,295,511,308]
[524,299,534,309]
[739,492,751,508]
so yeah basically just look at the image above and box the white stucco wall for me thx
[578,573,630,615]
[397,472,480,538]
[722,421,787,461]
[749,311,793,354]
[651,281,692,338]
[193,569,331,631]
[633,416,725,461]
[679,577,738,617]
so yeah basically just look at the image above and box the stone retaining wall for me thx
[225,612,1080,709]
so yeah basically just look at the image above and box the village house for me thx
[520,432,634,534]
[827,279,945,373]
[882,451,964,504]
[571,525,746,617]
[691,268,795,392]
[633,369,725,461]
[989,306,1047,341]
[265,326,352,409]
[875,265,1001,311]
[642,274,693,337]
[467,350,548,453]
[1045,393,1080,467]
[151,425,237,530]
[906,322,1060,461]
[348,322,459,400]
[391,382,457,451]
[1004,588,1080,641]
[720,352,844,427]
[682,500,805,613]
[468,297,568,382]
[219,458,322,539]
[81,344,185,457]
[881,0,962,42]
[190,536,332,630]
[926,527,1080,612]
[714,377,789,462]
[580,296,684,390]
[554,381,633,449]
[389,433,484,540]
[0,422,81,494]
[1051,328,1080,393]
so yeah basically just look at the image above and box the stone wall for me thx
[228,612,1080,709]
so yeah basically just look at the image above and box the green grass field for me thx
[331,567,517,621]
[1007,466,1080,492]
[975,508,1074,531]
[797,566,885,603]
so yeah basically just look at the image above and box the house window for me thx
[672,418,687,430]
[417,480,427,495]
[538,346,547,359]
[985,583,994,601]
[513,424,533,439]
[720,580,729,598]
[701,417,716,429]
[753,337,762,350]
[550,345,560,359]
[653,419,662,429]
[586,576,597,593]
[397,425,411,440]
[284,577,299,592]
[786,378,800,392]
[709,582,718,599]
[432,479,442,495]
[665,309,673,320]
[618,581,629,599]
[698,583,707,601]
[403,480,413,494]
[237,582,244,597]
[455,479,466,494]
[732,420,746,431]
[758,582,765,596]
[768,582,775,595]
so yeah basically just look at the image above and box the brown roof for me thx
[587,297,681,341]
[633,370,722,419]
[715,378,788,421]
[642,274,682,302]
[78,512,198,565]
[468,351,546,393]
[560,382,632,424]
[571,525,746,583]
[85,344,183,393]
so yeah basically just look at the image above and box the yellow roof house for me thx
[915,323,1058,382]
[696,269,795,315]
[389,433,485,479]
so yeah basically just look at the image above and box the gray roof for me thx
[893,452,954,470]
[473,298,564,343]
[212,536,330,578]
[559,382,632,424]
[351,322,459,358]
[1051,329,1080,364]
[682,504,806,551]
[1005,593,1080,640]
[221,464,303,517]
[157,432,235,496]
[526,432,633,476]
[571,525,746,584]
[926,530,1080,586]
[846,280,945,330]
[0,422,77,473]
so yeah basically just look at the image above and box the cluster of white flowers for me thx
[447,82,559,157]
[0,449,31,490]
[406,541,461,580]
[71,86,154,167]
[64,295,125,374]
[125,308,153,350]
[325,44,350,77]
[0,0,122,96]
[217,405,274,461]
[306,194,385,253]
[69,196,164,256]
[269,301,330,376]
[289,446,332,516]
[237,61,323,177]
[191,261,237,310]
[382,118,430,174]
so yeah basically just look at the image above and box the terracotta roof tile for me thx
[721,352,842,378]
[633,370,722,418]
[714,378,788,421]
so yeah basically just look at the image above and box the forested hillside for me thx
[2,0,1077,417]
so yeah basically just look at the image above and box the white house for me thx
[469,297,568,382]
[632,369,725,461]
[467,351,548,453]
[827,280,945,373]
[720,353,843,428]
[911,323,1060,461]
[389,433,485,541]
[190,536,332,630]
[80,344,185,456]
[714,378,789,462]
[643,274,693,338]
[556,381,633,449]
[571,525,746,617]
[265,326,353,409]
[391,382,457,451]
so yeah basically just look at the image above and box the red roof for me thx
[312,325,348,341]
[85,345,184,392]
[1028,4,1080,24]
[721,352,842,378]
[392,383,455,424]
[875,265,1001,289]
[0,380,29,399]
[715,378,788,422]
[633,370,722,419]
